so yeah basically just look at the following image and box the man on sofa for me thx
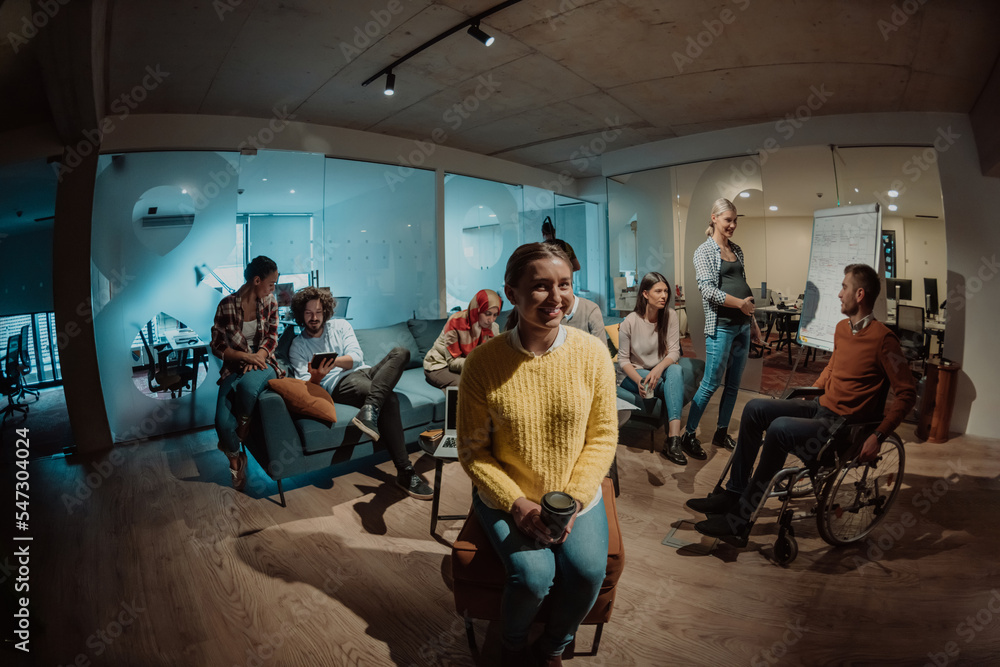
[288,287,433,500]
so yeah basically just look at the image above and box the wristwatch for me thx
[873,430,887,443]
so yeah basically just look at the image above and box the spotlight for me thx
[384,71,395,96]
[468,23,494,46]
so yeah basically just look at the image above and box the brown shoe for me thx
[227,451,248,491]
[532,641,563,667]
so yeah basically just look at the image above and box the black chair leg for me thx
[609,455,621,497]
[592,623,604,654]
[464,618,480,663]
[276,478,286,507]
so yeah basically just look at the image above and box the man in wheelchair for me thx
[688,263,916,546]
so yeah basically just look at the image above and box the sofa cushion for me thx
[407,318,450,360]
[355,322,422,370]
[297,403,363,454]
[393,368,445,425]
[267,378,337,423]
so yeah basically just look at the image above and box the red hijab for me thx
[445,289,503,358]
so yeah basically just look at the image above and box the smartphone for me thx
[310,352,338,370]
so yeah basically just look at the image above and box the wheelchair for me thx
[709,386,905,565]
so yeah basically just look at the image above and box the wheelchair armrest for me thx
[781,386,824,400]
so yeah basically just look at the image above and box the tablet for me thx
[310,352,338,369]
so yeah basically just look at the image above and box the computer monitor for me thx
[886,278,912,302]
[275,282,295,308]
[924,277,939,316]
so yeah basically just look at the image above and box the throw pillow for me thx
[267,378,337,423]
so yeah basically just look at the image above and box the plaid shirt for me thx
[693,236,746,337]
[210,289,284,384]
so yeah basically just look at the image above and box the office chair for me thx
[138,330,191,398]
[3,335,29,426]
[896,305,929,374]
[15,325,40,402]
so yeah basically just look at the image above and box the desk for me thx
[418,434,465,538]
[758,306,801,364]
[159,330,208,395]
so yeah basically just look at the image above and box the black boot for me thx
[681,431,707,460]
[712,427,736,451]
[662,436,687,466]
[351,404,380,441]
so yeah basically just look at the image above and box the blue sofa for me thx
[243,317,450,505]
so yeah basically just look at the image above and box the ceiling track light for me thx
[361,0,522,94]
[468,23,494,46]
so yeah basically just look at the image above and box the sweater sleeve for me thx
[586,301,608,346]
[456,347,525,511]
[562,338,619,506]
[814,346,834,390]
[666,309,681,363]
[877,332,917,434]
[617,314,635,374]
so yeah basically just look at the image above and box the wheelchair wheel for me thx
[774,532,798,566]
[817,435,905,546]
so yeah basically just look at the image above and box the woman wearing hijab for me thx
[423,289,503,389]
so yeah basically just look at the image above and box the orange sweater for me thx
[814,318,916,435]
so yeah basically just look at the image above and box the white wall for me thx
[604,112,1000,437]
[900,216,947,312]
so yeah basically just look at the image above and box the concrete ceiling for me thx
[0,0,993,232]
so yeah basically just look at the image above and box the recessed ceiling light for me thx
[739,192,750,198]
[181,188,187,194]
[888,190,899,198]
[769,205,778,211]
[360,229,367,233]
[262,178,267,181]
[888,204,898,211]
[289,189,295,194]
[407,224,411,227]
[854,187,859,193]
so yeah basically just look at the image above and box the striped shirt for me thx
[210,290,284,383]
[693,236,747,336]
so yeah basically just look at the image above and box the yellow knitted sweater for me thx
[457,327,618,512]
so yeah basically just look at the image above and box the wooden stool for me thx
[450,477,625,660]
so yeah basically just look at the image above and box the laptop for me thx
[432,386,459,458]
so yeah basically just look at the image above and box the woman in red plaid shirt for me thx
[210,256,284,490]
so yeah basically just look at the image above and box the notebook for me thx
[432,386,459,458]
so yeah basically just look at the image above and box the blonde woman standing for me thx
[682,198,763,459]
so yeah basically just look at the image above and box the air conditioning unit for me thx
[142,214,194,228]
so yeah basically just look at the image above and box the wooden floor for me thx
[8,390,1000,666]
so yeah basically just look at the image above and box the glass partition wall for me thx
[90,151,606,443]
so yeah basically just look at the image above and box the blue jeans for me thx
[472,490,609,656]
[686,321,751,434]
[620,364,684,428]
[215,368,276,453]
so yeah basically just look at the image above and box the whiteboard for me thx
[796,204,882,352]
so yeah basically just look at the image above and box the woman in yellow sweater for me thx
[457,243,617,666]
